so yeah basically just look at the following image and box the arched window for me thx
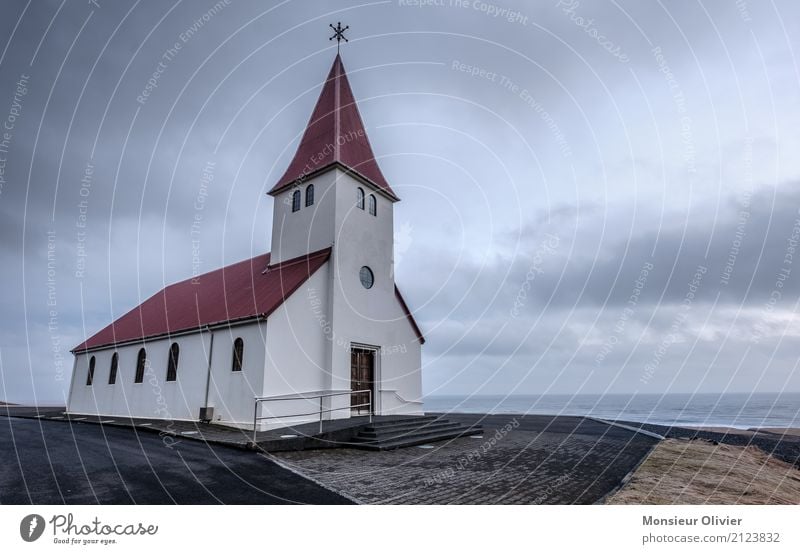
[305,184,315,207]
[86,356,95,386]
[108,352,118,384]
[232,338,244,372]
[368,194,377,216]
[292,190,301,212]
[134,348,147,383]
[166,343,179,382]
[356,187,365,210]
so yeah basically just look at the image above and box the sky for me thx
[1,0,799,405]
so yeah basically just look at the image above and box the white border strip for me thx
[588,417,666,440]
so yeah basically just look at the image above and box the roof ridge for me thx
[333,54,341,161]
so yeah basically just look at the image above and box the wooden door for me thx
[350,348,374,414]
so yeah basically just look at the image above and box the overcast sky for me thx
[1,0,799,405]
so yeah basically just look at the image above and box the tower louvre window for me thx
[292,190,301,212]
[368,194,376,216]
[305,184,315,207]
[356,187,365,209]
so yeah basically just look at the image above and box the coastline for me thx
[423,392,800,431]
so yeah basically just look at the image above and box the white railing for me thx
[252,389,372,443]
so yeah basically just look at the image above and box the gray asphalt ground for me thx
[0,411,661,504]
[0,416,351,504]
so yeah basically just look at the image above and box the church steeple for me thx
[268,54,398,201]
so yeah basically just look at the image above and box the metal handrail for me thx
[252,389,372,442]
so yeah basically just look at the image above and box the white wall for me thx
[67,321,267,428]
[261,264,331,429]
[204,321,268,427]
[268,166,423,421]
[270,171,337,264]
[326,169,423,416]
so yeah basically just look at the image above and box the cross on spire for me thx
[329,22,349,53]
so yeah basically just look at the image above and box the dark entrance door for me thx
[350,348,374,414]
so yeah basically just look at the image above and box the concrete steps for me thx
[351,416,482,450]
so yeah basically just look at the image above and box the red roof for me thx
[72,248,332,352]
[269,54,398,201]
[395,286,425,345]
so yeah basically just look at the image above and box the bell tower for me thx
[268,54,399,265]
[268,52,418,412]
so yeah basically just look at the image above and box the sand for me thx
[607,438,800,504]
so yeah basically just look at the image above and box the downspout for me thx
[203,325,215,413]
[65,354,79,414]
[325,243,336,419]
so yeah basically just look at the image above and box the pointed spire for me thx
[269,55,398,201]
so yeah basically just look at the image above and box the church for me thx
[67,51,425,431]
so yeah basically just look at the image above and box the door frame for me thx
[350,342,380,415]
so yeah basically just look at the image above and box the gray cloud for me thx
[1,0,799,403]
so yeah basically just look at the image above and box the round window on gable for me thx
[359,266,374,289]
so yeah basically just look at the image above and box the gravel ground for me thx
[607,438,800,504]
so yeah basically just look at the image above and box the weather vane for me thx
[329,22,349,53]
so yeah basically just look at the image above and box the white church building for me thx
[67,54,425,430]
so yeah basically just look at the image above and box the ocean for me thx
[423,392,800,429]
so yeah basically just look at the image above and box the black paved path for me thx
[277,414,661,504]
[0,417,350,504]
